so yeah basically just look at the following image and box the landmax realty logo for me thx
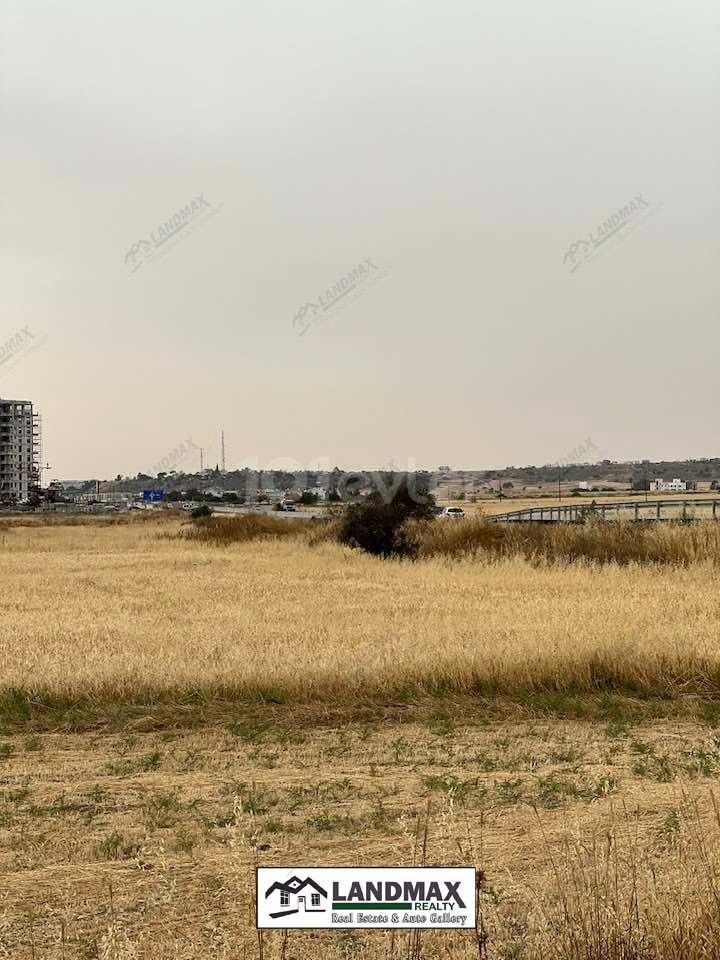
[0,327,48,378]
[257,867,476,930]
[292,257,390,336]
[124,193,219,273]
[563,193,660,273]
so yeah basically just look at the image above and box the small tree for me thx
[339,476,435,558]
[299,491,318,505]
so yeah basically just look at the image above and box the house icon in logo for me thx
[264,875,328,918]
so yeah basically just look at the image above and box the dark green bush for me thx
[339,476,435,558]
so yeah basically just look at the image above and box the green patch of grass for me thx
[0,689,32,722]
[174,827,195,854]
[605,720,630,739]
[658,808,682,845]
[7,784,31,805]
[702,702,720,728]
[97,830,141,861]
[428,713,456,737]
[632,754,676,783]
[682,748,720,778]
[421,774,482,802]
[88,784,106,805]
[0,741,15,760]
[367,798,395,832]
[469,754,499,772]
[142,789,182,829]
[139,751,162,771]
[306,810,363,834]
[24,735,42,752]
[535,773,618,809]
[283,779,356,812]
[228,719,272,741]
[535,774,580,809]
[496,778,525,806]
[255,688,286,705]
[263,816,288,834]
[26,794,94,818]
[583,775,618,800]
[220,781,279,816]
[550,746,583,764]
[105,759,133,777]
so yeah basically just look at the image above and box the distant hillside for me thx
[486,458,720,484]
[95,458,720,497]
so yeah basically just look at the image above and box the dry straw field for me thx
[2,513,720,958]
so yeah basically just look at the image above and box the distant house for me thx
[649,478,687,493]
[264,875,328,919]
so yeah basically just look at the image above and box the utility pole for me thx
[221,431,226,472]
[558,465,561,505]
[200,448,204,472]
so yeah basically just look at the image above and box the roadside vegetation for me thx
[180,507,720,567]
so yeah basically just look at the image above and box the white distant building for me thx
[649,478,686,493]
[576,480,590,490]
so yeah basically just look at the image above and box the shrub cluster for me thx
[338,477,435,558]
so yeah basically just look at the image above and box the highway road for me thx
[208,504,326,520]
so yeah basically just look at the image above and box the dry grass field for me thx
[3,515,720,958]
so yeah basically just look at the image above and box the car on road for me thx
[443,507,465,519]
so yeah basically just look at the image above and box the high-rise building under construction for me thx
[0,398,41,502]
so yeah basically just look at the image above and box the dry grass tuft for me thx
[414,516,720,567]
[177,512,312,546]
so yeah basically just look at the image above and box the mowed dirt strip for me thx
[3,716,720,958]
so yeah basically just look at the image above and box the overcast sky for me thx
[2,0,718,479]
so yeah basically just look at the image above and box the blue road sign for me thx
[143,489,164,502]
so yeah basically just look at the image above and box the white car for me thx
[443,507,465,519]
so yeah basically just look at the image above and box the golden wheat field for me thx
[2,515,720,706]
[3,515,720,958]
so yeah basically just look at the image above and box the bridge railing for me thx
[487,499,720,524]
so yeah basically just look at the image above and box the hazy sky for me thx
[2,0,718,479]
